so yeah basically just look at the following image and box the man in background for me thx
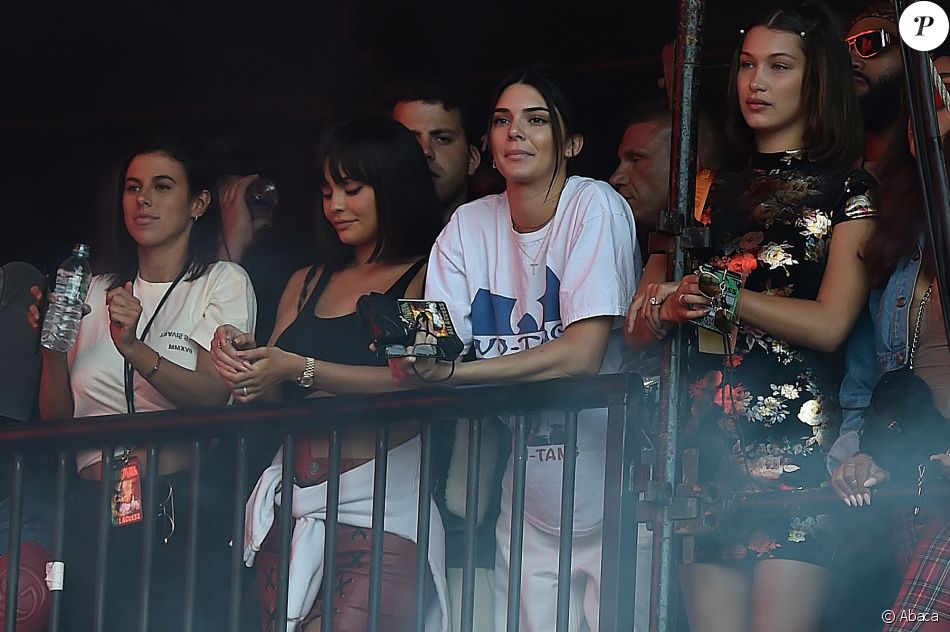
[390,81,481,223]
[847,1,902,175]
[391,80,501,632]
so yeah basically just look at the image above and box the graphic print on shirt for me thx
[469,266,569,461]
[158,329,195,359]
[525,413,574,463]
[470,267,563,358]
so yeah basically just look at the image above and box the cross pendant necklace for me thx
[513,213,555,276]
[516,236,549,275]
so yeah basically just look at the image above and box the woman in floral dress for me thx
[629,4,875,631]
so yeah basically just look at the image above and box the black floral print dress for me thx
[687,151,876,565]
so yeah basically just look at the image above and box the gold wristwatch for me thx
[297,356,315,388]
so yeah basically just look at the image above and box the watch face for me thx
[298,357,315,388]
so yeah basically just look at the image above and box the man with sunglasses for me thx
[847,2,903,174]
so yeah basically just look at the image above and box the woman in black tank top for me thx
[210,117,444,631]
[211,116,440,401]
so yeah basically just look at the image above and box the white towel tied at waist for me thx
[244,435,448,632]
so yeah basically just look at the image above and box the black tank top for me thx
[276,259,426,401]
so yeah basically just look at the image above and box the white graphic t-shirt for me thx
[426,176,641,534]
[69,261,256,471]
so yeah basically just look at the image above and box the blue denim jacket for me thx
[827,236,925,472]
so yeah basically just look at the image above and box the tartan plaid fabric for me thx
[887,510,950,631]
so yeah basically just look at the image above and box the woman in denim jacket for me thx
[829,58,950,631]
[827,241,929,478]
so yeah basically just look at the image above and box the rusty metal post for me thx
[652,1,705,631]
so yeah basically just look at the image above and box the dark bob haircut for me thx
[107,135,220,289]
[317,115,441,271]
[725,1,864,167]
[487,66,580,195]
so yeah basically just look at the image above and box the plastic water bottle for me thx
[40,243,92,352]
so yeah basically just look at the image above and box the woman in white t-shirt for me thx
[389,67,640,632]
[29,136,256,631]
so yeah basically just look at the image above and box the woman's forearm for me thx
[126,340,232,408]
[450,317,613,385]
[38,350,74,420]
[677,219,873,354]
[314,361,405,395]
[738,291,863,353]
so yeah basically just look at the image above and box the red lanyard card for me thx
[112,456,144,526]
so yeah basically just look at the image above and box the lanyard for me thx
[123,269,187,414]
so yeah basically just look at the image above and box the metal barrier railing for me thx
[0,372,643,632]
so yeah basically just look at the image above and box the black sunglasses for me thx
[847,29,893,59]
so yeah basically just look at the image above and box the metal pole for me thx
[4,454,24,632]
[414,423,434,632]
[506,416,529,632]
[92,449,115,632]
[653,2,704,631]
[275,433,296,632]
[182,441,202,632]
[321,428,342,631]
[48,451,68,632]
[227,437,248,632]
[598,375,642,632]
[367,424,390,632]
[555,412,578,632]
[137,445,159,632]
[460,418,483,632]
[897,0,950,346]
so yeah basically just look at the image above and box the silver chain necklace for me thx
[908,281,935,370]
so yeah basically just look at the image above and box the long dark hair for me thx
[487,66,579,195]
[107,135,219,289]
[725,1,863,167]
[316,116,441,271]
[862,108,943,287]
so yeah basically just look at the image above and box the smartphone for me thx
[397,299,463,360]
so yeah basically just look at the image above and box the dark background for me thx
[0,3,895,630]
[0,0,869,274]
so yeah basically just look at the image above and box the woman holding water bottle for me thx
[28,135,256,631]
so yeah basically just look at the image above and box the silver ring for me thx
[678,294,688,307]
[242,386,248,397]
[650,296,661,306]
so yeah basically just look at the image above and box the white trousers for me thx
[493,506,653,632]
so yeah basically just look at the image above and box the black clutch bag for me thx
[861,367,950,482]
[356,292,413,354]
